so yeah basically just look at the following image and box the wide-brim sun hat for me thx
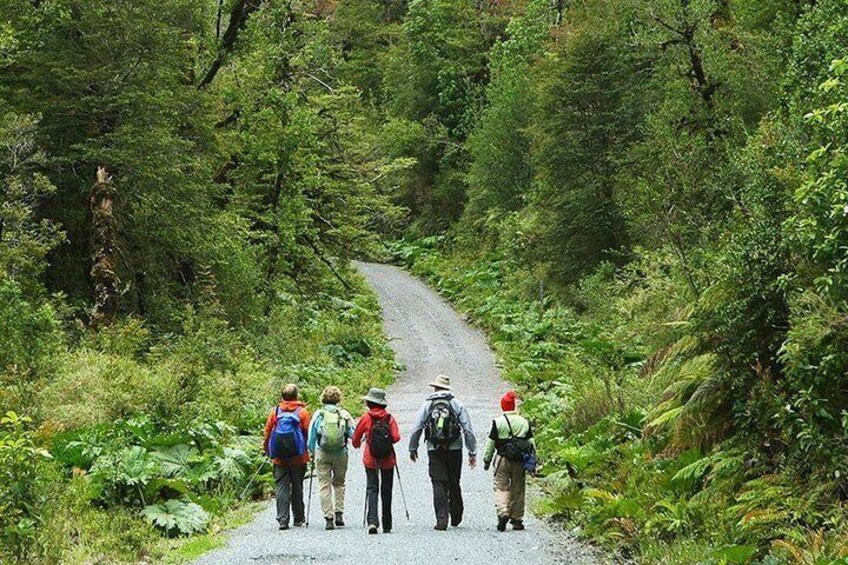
[428,374,452,390]
[361,387,388,406]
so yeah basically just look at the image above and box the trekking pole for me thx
[306,457,316,527]
[238,458,267,501]
[362,488,368,528]
[394,464,411,521]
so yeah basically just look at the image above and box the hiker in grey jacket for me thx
[408,374,477,530]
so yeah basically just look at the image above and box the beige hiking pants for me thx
[493,458,526,520]
[316,449,348,518]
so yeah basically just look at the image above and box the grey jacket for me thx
[408,391,477,456]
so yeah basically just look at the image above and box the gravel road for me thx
[193,262,601,565]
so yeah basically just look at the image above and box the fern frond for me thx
[646,405,684,431]
[771,539,807,564]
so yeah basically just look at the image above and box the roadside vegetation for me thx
[2,274,394,564]
[380,0,848,562]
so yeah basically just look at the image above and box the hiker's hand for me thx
[483,461,490,471]
[469,455,477,469]
[410,451,418,463]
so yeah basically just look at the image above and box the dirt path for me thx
[193,262,600,565]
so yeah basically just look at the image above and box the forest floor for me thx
[190,262,605,565]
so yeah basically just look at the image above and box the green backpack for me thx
[318,409,347,452]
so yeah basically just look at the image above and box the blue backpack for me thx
[268,407,306,460]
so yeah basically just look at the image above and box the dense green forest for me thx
[3,0,848,563]
[382,0,848,562]
[0,0,400,561]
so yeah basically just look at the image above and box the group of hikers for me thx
[262,374,537,534]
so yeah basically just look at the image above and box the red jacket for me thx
[263,401,311,466]
[352,407,400,470]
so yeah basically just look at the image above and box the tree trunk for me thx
[89,167,119,328]
[199,0,264,88]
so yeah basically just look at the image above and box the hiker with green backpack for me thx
[307,386,354,530]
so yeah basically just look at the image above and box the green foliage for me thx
[0,113,64,296]
[386,1,848,561]
[0,279,62,413]
[525,10,639,283]
[377,0,505,230]
[329,0,406,102]
[395,228,848,562]
[0,412,52,563]
[6,0,848,561]
[142,499,210,536]
[464,0,551,219]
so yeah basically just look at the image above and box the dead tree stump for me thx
[90,167,119,328]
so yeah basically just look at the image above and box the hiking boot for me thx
[368,525,378,535]
[511,520,525,531]
[325,518,335,530]
[294,520,305,528]
[279,523,290,531]
[383,528,391,534]
[496,516,509,532]
[434,523,447,531]
[335,512,345,527]
[451,517,462,528]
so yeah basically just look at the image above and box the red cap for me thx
[501,391,517,412]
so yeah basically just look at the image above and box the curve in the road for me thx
[192,262,600,565]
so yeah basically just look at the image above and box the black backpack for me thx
[497,415,534,463]
[425,398,461,448]
[369,414,394,460]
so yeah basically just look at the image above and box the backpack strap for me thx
[503,414,515,439]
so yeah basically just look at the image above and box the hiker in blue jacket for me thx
[263,384,311,530]
[408,374,477,530]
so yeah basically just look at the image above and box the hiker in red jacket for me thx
[351,387,401,534]
[263,384,311,530]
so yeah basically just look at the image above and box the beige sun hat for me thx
[428,374,452,390]
[361,387,388,406]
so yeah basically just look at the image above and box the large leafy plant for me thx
[141,499,209,536]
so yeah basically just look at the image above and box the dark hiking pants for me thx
[365,467,394,531]
[274,463,306,526]
[428,449,463,527]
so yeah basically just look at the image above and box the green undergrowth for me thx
[393,237,848,565]
[1,271,395,564]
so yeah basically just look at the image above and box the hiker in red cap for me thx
[482,390,536,532]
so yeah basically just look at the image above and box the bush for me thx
[0,412,52,563]
[39,351,160,429]
[0,279,63,413]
